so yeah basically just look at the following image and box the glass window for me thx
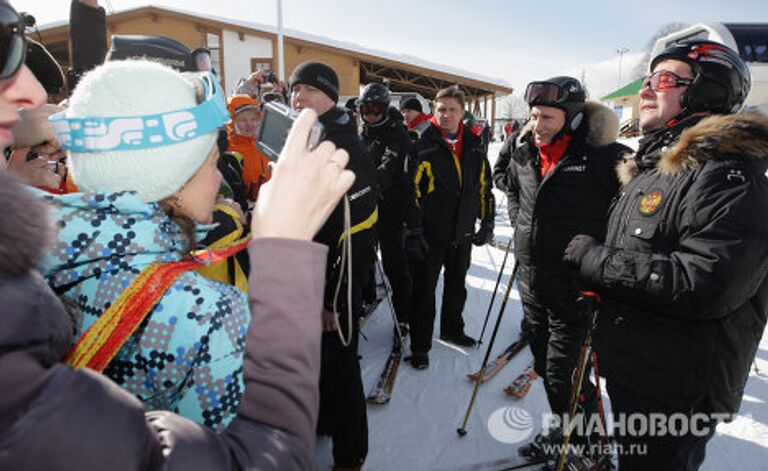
[206,32,220,48]
[724,24,768,63]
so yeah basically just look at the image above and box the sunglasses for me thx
[0,3,27,81]
[642,71,693,92]
[360,102,385,115]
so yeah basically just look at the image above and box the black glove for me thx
[472,224,494,247]
[563,234,598,266]
[403,227,429,261]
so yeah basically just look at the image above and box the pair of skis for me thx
[366,323,404,404]
[366,258,405,405]
[466,335,538,399]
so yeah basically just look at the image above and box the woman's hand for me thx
[250,109,354,241]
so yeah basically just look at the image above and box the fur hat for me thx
[289,61,339,102]
[65,60,218,202]
[0,173,52,278]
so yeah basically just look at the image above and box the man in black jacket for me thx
[505,77,629,418]
[492,127,522,193]
[408,85,494,369]
[359,82,417,328]
[564,41,768,470]
[290,60,378,471]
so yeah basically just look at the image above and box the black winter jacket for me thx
[413,122,494,245]
[315,107,379,313]
[579,113,768,414]
[492,131,522,193]
[506,102,629,299]
[361,107,417,227]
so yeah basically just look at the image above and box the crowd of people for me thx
[1,1,767,470]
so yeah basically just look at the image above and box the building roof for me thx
[37,4,512,95]
[601,77,644,100]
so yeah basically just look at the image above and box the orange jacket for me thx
[226,95,271,202]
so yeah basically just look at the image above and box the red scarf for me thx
[537,135,572,178]
[429,115,465,162]
[407,112,431,131]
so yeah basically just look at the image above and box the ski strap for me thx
[65,237,250,372]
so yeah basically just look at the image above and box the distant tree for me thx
[631,22,689,79]
[497,93,529,121]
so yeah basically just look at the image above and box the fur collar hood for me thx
[617,112,768,185]
[520,100,620,148]
[0,173,52,278]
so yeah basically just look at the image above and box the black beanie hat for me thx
[289,61,339,103]
[400,97,422,113]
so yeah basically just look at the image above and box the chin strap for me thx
[665,107,692,129]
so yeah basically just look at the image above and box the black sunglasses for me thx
[0,3,27,81]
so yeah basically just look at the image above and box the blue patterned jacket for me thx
[40,191,250,431]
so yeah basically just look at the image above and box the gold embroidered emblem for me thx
[639,191,663,215]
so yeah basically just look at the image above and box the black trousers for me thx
[378,208,412,324]
[522,291,590,416]
[607,382,717,471]
[410,240,472,353]
[317,332,368,467]
[317,246,372,467]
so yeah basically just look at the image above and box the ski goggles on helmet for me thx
[642,70,693,92]
[0,3,29,80]
[49,71,231,153]
[524,81,571,107]
[360,101,386,115]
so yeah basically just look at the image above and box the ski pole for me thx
[591,351,608,453]
[556,292,601,471]
[458,261,519,436]
[375,256,405,345]
[477,237,513,346]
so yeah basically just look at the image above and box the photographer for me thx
[235,68,289,105]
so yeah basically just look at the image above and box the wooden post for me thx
[491,92,497,135]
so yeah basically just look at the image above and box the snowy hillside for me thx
[315,141,768,470]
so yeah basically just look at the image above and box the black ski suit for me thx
[409,121,494,353]
[314,107,379,468]
[361,107,418,324]
[575,113,768,471]
[505,102,629,416]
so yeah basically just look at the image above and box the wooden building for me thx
[34,5,512,128]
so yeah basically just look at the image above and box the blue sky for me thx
[16,0,767,98]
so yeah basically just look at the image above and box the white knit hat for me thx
[66,60,218,202]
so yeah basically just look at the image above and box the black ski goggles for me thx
[360,102,386,115]
[0,3,27,81]
[524,81,568,107]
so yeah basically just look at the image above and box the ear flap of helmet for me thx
[569,110,584,133]
[681,74,731,114]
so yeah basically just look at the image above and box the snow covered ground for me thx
[315,141,768,470]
